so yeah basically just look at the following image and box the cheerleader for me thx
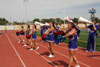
[29,24,39,50]
[16,26,24,43]
[23,25,32,47]
[48,22,56,57]
[84,20,99,52]
[42,22,55,58]
[41,26,47,42]
[63,23,80,67]
[19,26,25,43]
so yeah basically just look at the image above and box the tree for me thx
[94,17,100,23]
[33,18,40,23]
[49,18,55,23]
[72,18,78,23]
[13,21,25,25]
[55,18,64,23]
[0,18,9,25]
[41,18,50,23]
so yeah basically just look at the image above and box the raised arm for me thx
[92,23,97,31]
[84,23,88,28]
[63,29,76,38]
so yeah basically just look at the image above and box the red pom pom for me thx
[16,31,20,35]
[26,34,31,39]
[55,31,59,35]
[16,31,19,34]
[55,30,65,35]
[20,30,24,34]
[42,34,46,40]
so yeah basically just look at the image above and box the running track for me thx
[0,30,100,67]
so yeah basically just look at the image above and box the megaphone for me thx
[64,16,73,23]
[45,23,49,26]
[40,23,49,26]
[34,22,41,25]
[78,17,92,24]
[40,23,45,26]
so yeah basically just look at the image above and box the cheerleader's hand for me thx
[92,22,94,25]
[62,36,66,38]
[29,31,32,35]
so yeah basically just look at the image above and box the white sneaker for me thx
[23,44,27,47]
[75,65,80,67]
[92,51,95,53]
[29,48,34,51]
[23,40,25,42]
[18,41,21,43]
[36,47,39,50]
[48,54,54,58]
[85,50,89,52]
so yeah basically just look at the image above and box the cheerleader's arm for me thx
[63,29,76,38]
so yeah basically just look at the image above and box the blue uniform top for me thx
[48,30,55,42]
[68,35,77,42]
[26,30,30,35]
[88,24,99,36]
[32,32,36,36]
[41,28,44,36]
[41,26,48,35]
[32,32,36,39]
[68,34,77,50]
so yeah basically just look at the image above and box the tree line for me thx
[33,17,100,24]
[0,18,9,25]
[0,17,100,25]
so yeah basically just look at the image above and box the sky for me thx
[0,0,100,22]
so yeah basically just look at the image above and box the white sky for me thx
[0,0,100,22]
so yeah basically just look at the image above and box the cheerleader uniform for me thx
[26,30,31,39]
[41,26,47,36]
[20,30,25,35]
[48,31,55,42]
[87,24,99,52]
[68,33,77,50]
[41,27,44,36]
[41,26,49,41]
[32,32,37,40]
[16,31,20,36]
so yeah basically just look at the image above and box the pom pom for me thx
[26,34,32,39]
[41,34,47,40]
[16,31,20,36]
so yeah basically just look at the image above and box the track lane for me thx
[10,31,90,67]
[7,31,57,67]
[10,30,100,67]
[0,31,24,67]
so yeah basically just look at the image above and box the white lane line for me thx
[5,33,26,67]
[10,32,94,67]
[33,50,58,67]
[55,45,100,60]
[9,32,58,67]
[39,43,91,67]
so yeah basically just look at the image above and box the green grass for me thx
[36,30,100,51]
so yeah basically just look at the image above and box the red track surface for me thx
[0,30,100,67]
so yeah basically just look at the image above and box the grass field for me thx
[36,30,100,51]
